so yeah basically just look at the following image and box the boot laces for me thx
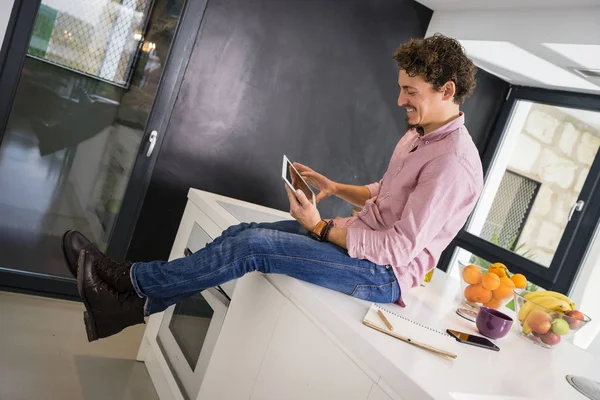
[93,255,132,284]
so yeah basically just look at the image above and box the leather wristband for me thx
[321,220,334,242]
[309,220,330,242]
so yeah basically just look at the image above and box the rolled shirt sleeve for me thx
[346,154,475,272]
[365,180,382,198]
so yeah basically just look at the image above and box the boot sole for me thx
[83,311,98,342]
[77,251,99,342]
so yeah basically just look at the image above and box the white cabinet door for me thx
[196,272,289,400]
[250,301,373,400]
[157,287,229,400]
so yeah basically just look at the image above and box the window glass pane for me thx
[467,102,600,268]
[0,0,184,277]
[28,0,153,86]
[168,294,214,371]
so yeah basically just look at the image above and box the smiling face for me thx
[397,69,458,133]
[392,35,477,133]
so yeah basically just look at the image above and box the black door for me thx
[440,86,600,295]
[0,0,206,298]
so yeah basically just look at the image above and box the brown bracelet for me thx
[309,220,328,242]
[321,220,335,242]
[309,220,334,242]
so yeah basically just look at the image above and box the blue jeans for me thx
[130,221,400,315]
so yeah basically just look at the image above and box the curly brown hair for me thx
[393,34,476,105]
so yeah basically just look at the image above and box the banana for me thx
[534,297,572,313]
[519,291,575,334]
[518,295,572,323]
[522,319,532,335]
[524,291,575,310]
[518,299,538,322]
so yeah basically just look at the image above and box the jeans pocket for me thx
[351,282,398,303]
[350,285,373,301]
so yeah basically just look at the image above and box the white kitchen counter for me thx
[141,189,598,400]
[263,270,599,400]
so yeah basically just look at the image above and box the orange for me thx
[500,276,515,287]
[472,284,493,303]
[493,277,516,300]
[462,265,483,285]
[511,273,527,289]
[464,284,478,302]
[481,272,501,290]
[488,263,508,278]
[483,297,503,309]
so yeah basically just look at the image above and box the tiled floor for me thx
[0,291,158,400]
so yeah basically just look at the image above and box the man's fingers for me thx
[301,170,318,179]
[315,192,328,203]
[293,162,308,171]
[285,185,299,207]
[293,162,315,175]
[295,188,309,206]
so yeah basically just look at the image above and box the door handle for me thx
[568,200,585,221]
[146,130,158,157]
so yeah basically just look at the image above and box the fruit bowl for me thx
[514,289,591,349]
[458,262,518,311]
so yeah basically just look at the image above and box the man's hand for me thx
[293,162,372,208]
[293,163,337,203]
[285,185,321,231]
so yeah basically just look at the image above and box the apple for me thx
[540,331,561,346]
[565,310,586,330]
[527,310,553,334]
[551,319,570,336]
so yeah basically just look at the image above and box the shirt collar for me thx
[415,112,465,142]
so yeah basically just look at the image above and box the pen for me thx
[377,309,394,331]
[363,320,457,359]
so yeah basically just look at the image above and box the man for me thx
[63,34,483,342]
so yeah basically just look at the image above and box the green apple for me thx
[551,318,570,336]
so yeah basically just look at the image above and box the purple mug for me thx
[476,306,513,339]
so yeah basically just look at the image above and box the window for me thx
[481,170,540,254]
[465,101,600,268]
[27,0,153,87]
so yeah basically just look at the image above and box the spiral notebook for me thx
[362,303,459,358]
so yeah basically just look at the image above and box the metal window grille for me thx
[481,170,540,250]
[27,0,154,87]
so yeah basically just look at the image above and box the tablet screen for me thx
[285,160,315,204]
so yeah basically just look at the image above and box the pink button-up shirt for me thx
[334,113,483,302]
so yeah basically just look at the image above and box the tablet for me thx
[282,155,316,206]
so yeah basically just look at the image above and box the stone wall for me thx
[506,104,600,267]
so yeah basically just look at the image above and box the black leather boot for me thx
[77,250,144,342]
[93,253,135,293]
[61,230,96,278]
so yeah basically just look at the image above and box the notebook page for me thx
[363,303,459,351]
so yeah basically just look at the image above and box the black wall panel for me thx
[128,0,507,262]
[462,68,511,155]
